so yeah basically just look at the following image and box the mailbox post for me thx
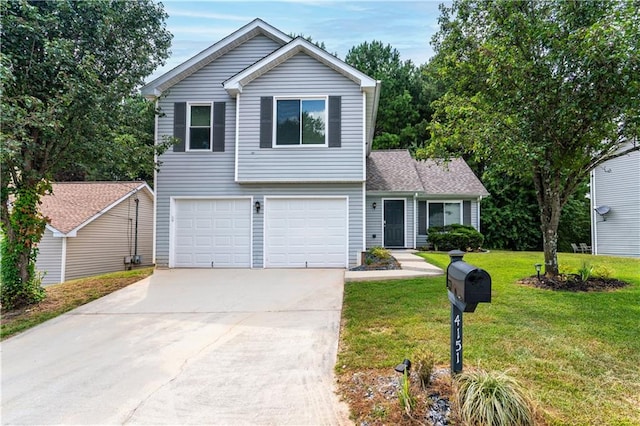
[446,250,491,375]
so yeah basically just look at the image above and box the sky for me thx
[148,0,447,82]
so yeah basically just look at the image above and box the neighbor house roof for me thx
[40,182,152,236]
[366,150,489,197]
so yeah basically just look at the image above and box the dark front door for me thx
[384,200,405,247]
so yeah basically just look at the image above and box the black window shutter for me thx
[213,102,226,152]
[173,102,186,152]
[260,97,273,148]
[418,201,427,234]
[463,201,472,225]
[328,96,341,147]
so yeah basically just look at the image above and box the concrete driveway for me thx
[1,269,352,425]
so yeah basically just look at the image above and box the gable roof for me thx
[141,18,291,98]
[40,182,153,236]
[366,150,489,197]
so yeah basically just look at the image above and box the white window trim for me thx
[186,101,213,152]
[272,96,329,148]
[426,200,464,228]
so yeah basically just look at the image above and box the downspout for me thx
[60,236,67,283]
[590,169,597,255]
[413,193,418,248]
[134,196,140,262]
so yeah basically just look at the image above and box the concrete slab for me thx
[1,269,352,425]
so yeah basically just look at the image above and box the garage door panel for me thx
[265,198,347,268]
[173,199,251,268]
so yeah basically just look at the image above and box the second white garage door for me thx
[173,198,251,267]
[265,197,348,268]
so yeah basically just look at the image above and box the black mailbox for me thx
[447,259,491,312]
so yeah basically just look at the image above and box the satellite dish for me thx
[595,205,611,216]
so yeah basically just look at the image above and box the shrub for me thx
[455,369,535,426]
[370,246,391,259]
[413,347,435,389]
[427,224,485,251]
[592,264,614,279]
[577,261,593,281]
[398,370,416,416]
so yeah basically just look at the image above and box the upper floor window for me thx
[188,103,212,150]
[276,98,326,146]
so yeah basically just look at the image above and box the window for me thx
[428,202,462,227]
[276,98,326,146]
[188,104,212,150]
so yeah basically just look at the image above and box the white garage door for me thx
[265,198,348,268]
[173,199,251,267]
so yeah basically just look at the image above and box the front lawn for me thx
[337,251,640,425]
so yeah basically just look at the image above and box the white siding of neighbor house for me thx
[591,148,640,257]
[64,190,154,281]
[236,53,365,182]
[35,228,63,285]
[154,36,367,268]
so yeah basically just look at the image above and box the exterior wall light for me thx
[372,202,377,209]
[255,201,261,213]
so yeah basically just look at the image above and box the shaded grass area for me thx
[1,267,154,340]
[337,251,640,425]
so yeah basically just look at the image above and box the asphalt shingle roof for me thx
[40,182,148,234]
[366,150,489,196]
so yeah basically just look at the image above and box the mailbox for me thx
[447,258,491,313]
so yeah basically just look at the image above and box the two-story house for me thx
[142,19,488,269]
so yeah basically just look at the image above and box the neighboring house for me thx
[589,144,640,257]
[141,19,486,269]
[365,150,489,249]
[36,182,154,285]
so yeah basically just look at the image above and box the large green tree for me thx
[428,0,639,276]
[346,41,439,150]
[0,0,171,308]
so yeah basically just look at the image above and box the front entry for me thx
[384,199,405,247]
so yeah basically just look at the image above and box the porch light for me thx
[372,202,377,209]
[534,263,542,281]
[255,201,261,213]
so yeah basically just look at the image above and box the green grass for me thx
[1,267,154,340]
[338,251,640,425]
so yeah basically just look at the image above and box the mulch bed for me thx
[350,252,401,271]
[519,274,629,292]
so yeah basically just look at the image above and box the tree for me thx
[346,41,435,149]
[0,0,171,308]
[427,0,639,276]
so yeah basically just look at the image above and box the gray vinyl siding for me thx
[236,53,365,182]
[65,191,154,280]
[154,36,366,267]
[35,229,63,285]
[592,150,640,257]
[156,184,363,268]
[365,195,416,249]
[414,198,480,248]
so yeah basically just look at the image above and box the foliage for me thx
[413,347,435,389]
[369,246,391,260]
[346,41,440,150]
[0,0,171,308]
[397,370,416,417]
[455,369,535,426]
[427,224,484,251]
[577,261,594,282]
[427,0,640,276]
[338,251,640,424]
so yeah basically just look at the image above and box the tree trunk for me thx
[533,167,563,277]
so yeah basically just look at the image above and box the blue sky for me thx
[149,1,446,81]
